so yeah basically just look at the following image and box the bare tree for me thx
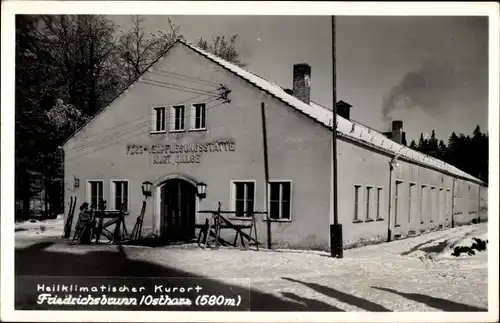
[38,15,122,116]
[196,34,246,67]
[117,16,182,83]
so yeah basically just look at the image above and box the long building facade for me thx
[62,40,488,250]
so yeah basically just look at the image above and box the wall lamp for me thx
[142,181,152,198]
[389,159,400,169]
[197,182,207,199]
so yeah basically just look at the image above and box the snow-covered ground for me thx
[14,216,65,239]
[14,219,489,311]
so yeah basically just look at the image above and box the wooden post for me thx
[114,214,122,243]
[200,218,209,248]
[261,102,271,249]
[68,197,74,237]
[66,197,77,239]
[94,216,103,244]
[215,202,221,249]
[63,197,72,238]
[121,206,129,239]
[138,200,146,239]
[132,199,147,241]
[253,211,259,251]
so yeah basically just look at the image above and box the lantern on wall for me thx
[389,159,400,169]
[142,181,152,198]
[74,177,80,188]
[197,182,207,199]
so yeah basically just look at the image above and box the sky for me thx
[110,15,489,143]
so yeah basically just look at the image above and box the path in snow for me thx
[14,221,488,311]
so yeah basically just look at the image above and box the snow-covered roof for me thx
[181,39,483,185]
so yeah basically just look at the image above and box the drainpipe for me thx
[387,160,395,242]
[260,102,272,249]
[451,177,456,228]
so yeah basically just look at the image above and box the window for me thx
[354,185,361,221]
[430,187,436,222]
[87,180,103,209]
[409,183,416,223]
[446,189,451,221]
[376,188,383,220]
[394,181,403,226]
[439,188,444,221]
[420,185,426,223]
[365,186,373,220]
[469,188,477,214]
[233,181,255,217]
[172,105,185,131]
[112,180,129,212]
[152,107,166,132]
[192,103,206,130]
[269,181,292,220]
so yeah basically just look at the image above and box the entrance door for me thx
[160,179,196,241]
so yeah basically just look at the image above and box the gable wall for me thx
[64,43,333,248]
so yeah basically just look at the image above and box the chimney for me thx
[293,63,311,105]
[391,120,404,144]
[336,100,352,120]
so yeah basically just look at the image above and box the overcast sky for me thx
[110,15,489,143]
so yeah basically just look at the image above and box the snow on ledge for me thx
[181,40,482,184]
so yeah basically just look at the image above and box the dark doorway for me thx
[160,179,197,241]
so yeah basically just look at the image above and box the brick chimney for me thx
[336,100,352,120]
[391,120,403,144]
[293,63,311,105]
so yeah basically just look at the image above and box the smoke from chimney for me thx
[382,61,485,127]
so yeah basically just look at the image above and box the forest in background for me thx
[15,15,244,219]
[408,127,488,183]
[15,15,489,220]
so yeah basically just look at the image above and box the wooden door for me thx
[161,179,196,241]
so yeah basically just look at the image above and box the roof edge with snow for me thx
[62,39,485,186]
[179,40,484,185]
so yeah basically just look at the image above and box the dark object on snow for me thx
[62,197,78,239]
[452,246,475,257]
[471,237,488,252]
[451,237,488,257]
